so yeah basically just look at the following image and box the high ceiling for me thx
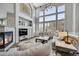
[32,3,47,8]
[32,3,65,8]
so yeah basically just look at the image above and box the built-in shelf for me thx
[29,21,32,26]
[18,16,33,40]
[0,19,7,27]
[0,24,6,27]
[19,17,32,27]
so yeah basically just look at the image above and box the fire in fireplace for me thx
[0,31,13,49]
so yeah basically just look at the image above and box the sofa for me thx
[0,40,52,56]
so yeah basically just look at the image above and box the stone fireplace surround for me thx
[0,27,15,51]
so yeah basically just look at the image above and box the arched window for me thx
[45,6,56,15]
[58,5,65,12]
[58,13,65,20]
[37,4,65,33]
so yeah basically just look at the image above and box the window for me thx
[45,23,49,32]
[39,17,43,22]
[57,5,65,31]
[45,6,56,15]
[58,5,65,12]
[45,15,56,21]
[58,13,65,20]
[39,23,43,32]
[57,20,64,31]
[39,11,43,16]
[37,4,65,33]
[49,22,56,30]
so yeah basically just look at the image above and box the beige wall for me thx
[65,3,79,35]
[75,3,79,35]
[65,3,73,33]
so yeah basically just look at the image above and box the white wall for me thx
[15,4,19,43]
[65,3,74,33]
[15,3,35,43]
[65,3,79,35]
[0,3,15,27]
[75,3,79,35]
[0,3,14,13]
[6,13,15,27]
[0,8,6,18]
[35,8,39,35]
[31,4,36,36]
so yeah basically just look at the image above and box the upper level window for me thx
[39,17,43,22]
[45,15,56,21]
[58,5,65,12]
[39,11,43,16]
[58,13,65,20]
[45,6,56,15]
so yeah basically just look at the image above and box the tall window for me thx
[38,11,43,33]
[57,5,65,31]
[45,15,56,22]
[45,23,49,32]
[39,17,43,22]
[39,11,43,16]
[38,4,65,33]
[39,23,43,33]
[58,5,65,12]
[45,6,56,15]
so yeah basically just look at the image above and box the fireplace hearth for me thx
[0,31,13,49]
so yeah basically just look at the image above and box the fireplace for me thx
[0,31,13,49]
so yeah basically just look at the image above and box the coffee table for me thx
[36,36,49,44]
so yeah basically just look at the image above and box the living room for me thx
[0,3,79,56]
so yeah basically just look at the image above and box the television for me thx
[19,29,28,36]
[0,31,13,49]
